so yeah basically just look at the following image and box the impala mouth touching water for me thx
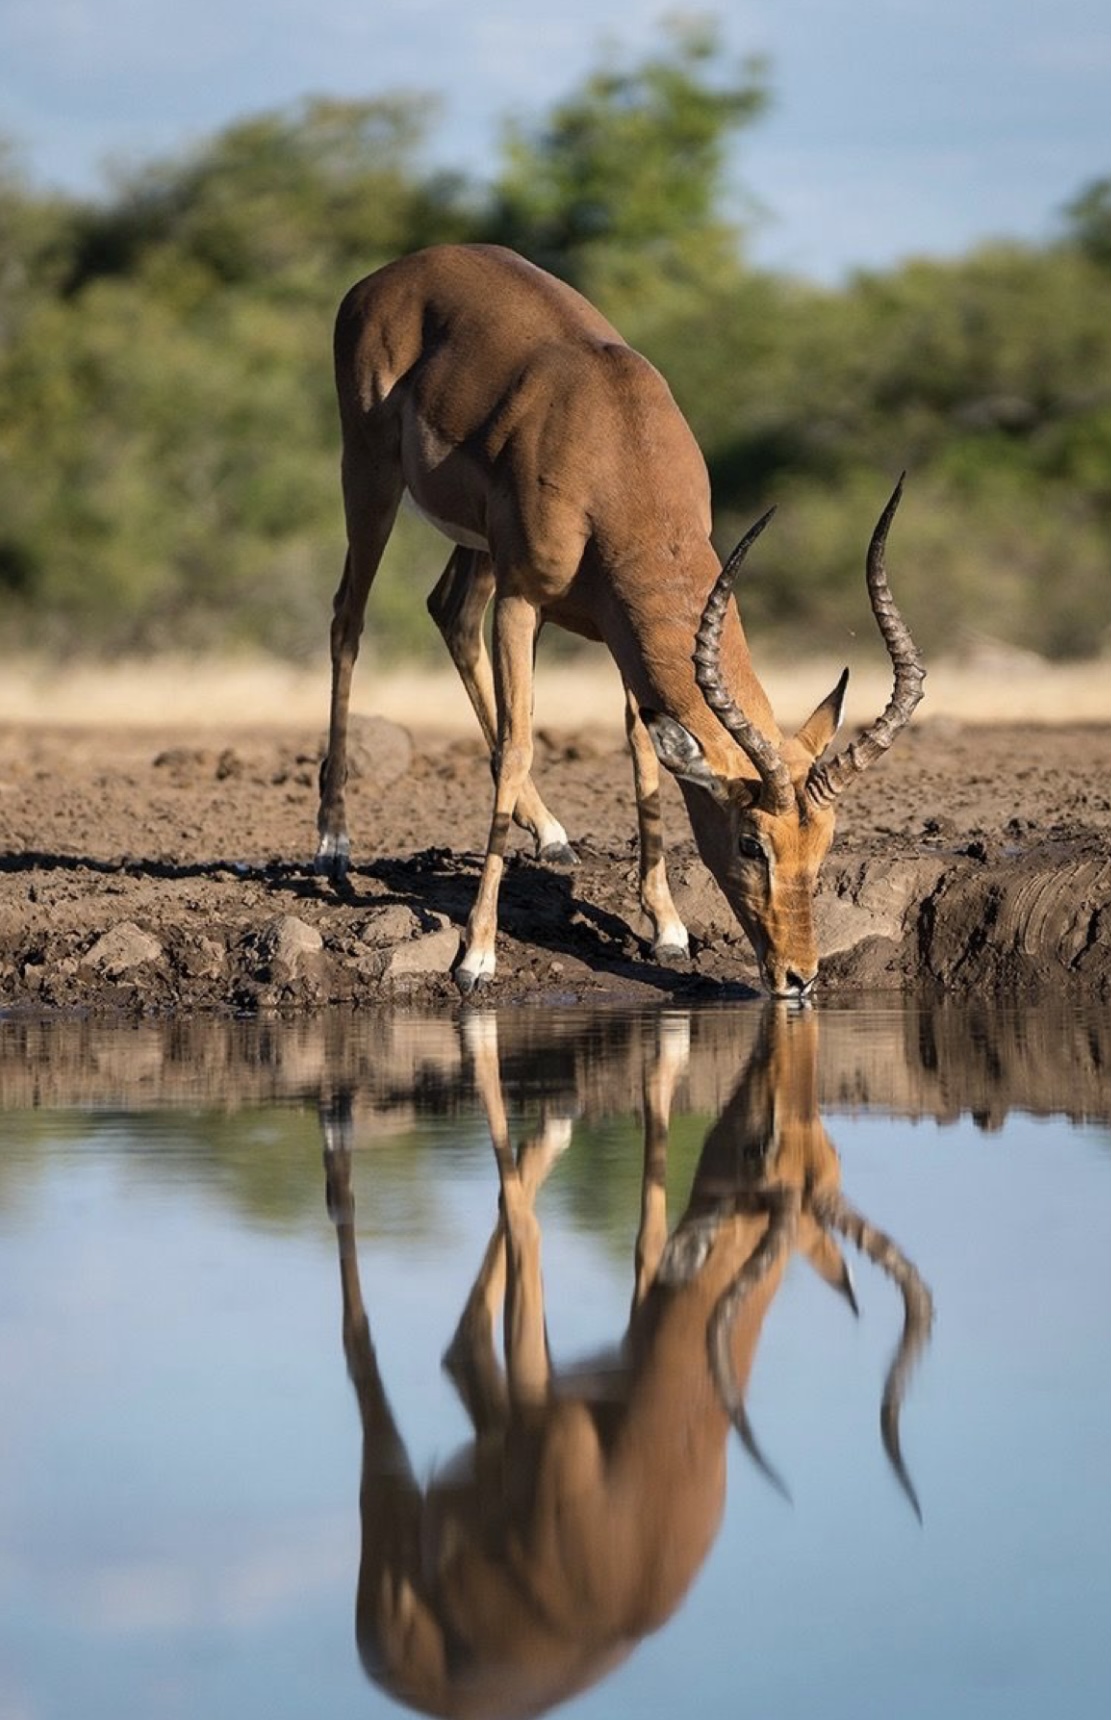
[315,243,925,995]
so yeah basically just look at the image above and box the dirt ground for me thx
[0,660,1108,1014]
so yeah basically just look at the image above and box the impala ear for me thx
[794,668,849,762]
[642,710,729,803]
[804,1227,860,1315]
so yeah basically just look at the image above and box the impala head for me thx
[662,1002,935,1517]
[646,480,924,999]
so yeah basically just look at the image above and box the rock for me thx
[176,935,226,979]
[670,865,737,942]
[353,905,459,978]
[817,857,947,957]
[385,925,461,976]
[258,915,324,978]
[151,746,211,776]
[85,922,164,977]
[361,903,422,944]
[329,714,413,787]
[822,935,907,990]
[215,748,245,780]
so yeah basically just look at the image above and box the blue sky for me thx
[1,0,1108,281]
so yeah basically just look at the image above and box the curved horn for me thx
[694,509,795,816]
[706,1185,799,1493]
[812,1186,934,1521]
[806,476,926,808]
[726,1393,792,1501]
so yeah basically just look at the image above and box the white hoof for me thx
[454,946,497,994]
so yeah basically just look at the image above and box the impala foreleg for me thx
[428,549,575,865]
[630,1022,677,1311]
[625,687,689,961]
[445,1014,556,1420]
[441,1014,513,1428]
[443,1101,570,1428]
[454,593,540,992]
[631,1011,694,1314]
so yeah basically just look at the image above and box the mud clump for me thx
[0,716,1107,1014]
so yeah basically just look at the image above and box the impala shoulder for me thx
[586,339,685,411]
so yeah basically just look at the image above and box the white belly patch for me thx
[403,489,489,553]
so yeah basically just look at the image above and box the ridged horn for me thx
[706,1184,799,1493]
[811,1185,935,1520]
[806,476,926,807]
[694,509,794,816]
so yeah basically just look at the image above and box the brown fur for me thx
[316,244,922,995]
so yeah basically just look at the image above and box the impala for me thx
[321,1004,933,1718]
[316,243,925,995]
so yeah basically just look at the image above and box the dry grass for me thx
[0,647,1107,734]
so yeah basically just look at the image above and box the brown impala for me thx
[321,1005,933,1719]
[316,244,925,995]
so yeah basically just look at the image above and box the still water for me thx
[0,1000,1108,1720]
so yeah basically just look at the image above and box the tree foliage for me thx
[481,16,768,318]
[0,30,1108,664]
[1063,176,1111,272]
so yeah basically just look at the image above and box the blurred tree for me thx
[0,40,1108,664]
[62,95,475,300]
[686,235,1111,661]
[0,100,478,656]
[0,140,79,359]
[1063,175,1111,271]
[481,16,768,324]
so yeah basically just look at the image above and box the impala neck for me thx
[634,1211,787,1404]
[606,535,782,777]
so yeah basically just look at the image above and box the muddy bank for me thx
[1,716,1108,1014]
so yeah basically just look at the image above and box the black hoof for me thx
[313,838,350,884]
[454,966,491,995]
[538,841,579,870]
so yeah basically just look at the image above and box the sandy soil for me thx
[0,657,1108,1014]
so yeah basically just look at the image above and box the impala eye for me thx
[738,834,765,862]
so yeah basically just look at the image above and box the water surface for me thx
[1,999,1108,1720]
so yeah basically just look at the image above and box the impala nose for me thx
[760,954,818,999]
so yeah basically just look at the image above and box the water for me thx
[1,1000,1108,1720]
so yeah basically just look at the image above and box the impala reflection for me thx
[322,1005,933,1719]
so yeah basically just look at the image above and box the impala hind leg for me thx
[316,446,403,880]
[428,548,576,866]
[624,686,689,961]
